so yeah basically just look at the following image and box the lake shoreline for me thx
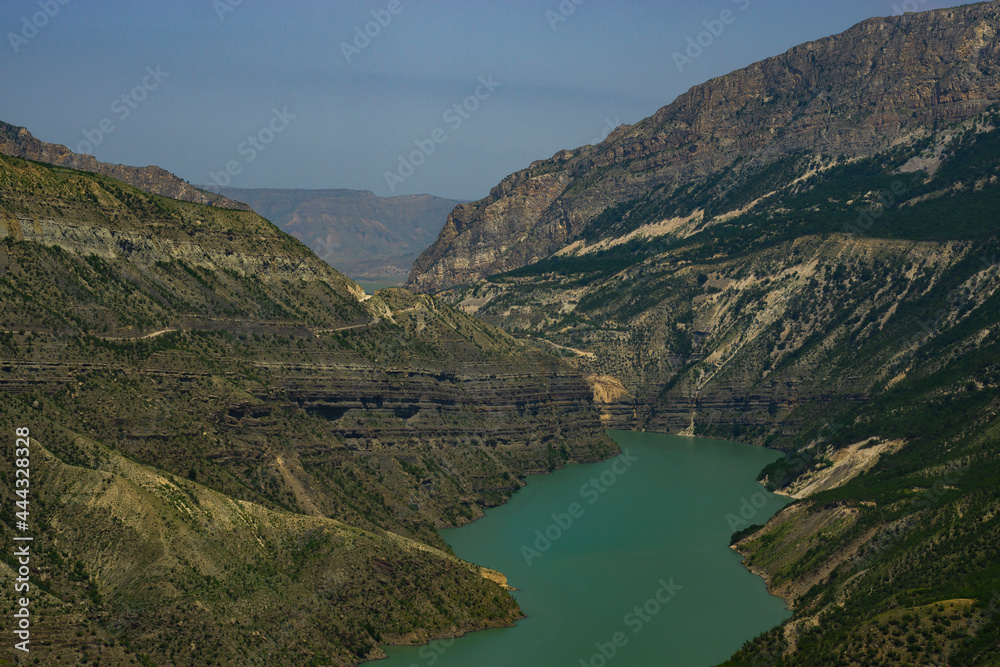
[372,431,792,666]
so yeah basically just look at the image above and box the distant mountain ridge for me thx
[0,120,251,211]
[408,1,1000,291]
[217,186,457,278]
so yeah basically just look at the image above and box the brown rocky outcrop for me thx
[0,120,251,210]
[408,2,1000,291]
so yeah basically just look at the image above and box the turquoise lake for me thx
[376,431,792,666]
[354,277,408,294]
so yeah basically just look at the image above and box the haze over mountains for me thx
[215,187,457,279]
[2,2,1000,666]
[0,122,455,281]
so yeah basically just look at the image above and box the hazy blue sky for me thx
[1,0,968,200]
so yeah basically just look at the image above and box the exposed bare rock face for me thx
[0,120,251,210]
[408,2,1000,292]
[406,6,1000,664]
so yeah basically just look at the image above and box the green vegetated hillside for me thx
[434,107,1000,665]
[0,154,614,666]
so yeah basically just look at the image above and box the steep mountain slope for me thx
[0,120,250,211]
[0,154,613,665]
[217,187,455,278]
[408,1,1000,292]
[406,4,1000,665]
[445,117,1000,667]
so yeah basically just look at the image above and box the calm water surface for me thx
[354,278,408,294]
[377,431,791,667]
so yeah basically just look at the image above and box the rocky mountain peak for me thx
[0,120,251,211]
[407,1,1000,292]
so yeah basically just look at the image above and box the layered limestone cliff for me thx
[0,152,613,665]
[408,1,1000,291]
[403,6,1000,663]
